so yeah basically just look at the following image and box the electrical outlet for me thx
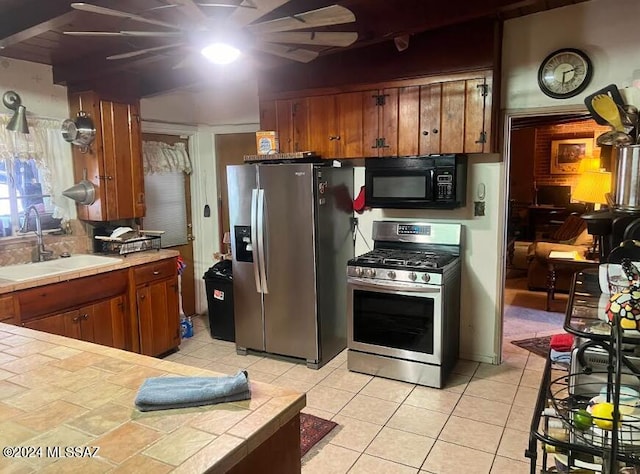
[474,201,485,217]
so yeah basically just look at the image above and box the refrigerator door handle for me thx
[257,188,269,294]
[250,188,262,293]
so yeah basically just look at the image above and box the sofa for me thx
[526,214,592,292]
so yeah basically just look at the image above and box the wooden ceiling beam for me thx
[53,52,169,85]
[0,1,76,49]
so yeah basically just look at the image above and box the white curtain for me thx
[142,141,192,175]
[0,115,76,221]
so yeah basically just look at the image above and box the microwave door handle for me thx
[250,189,262,293]
[429,169,435,199]
[257,189,268,294]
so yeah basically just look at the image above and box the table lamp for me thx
[573,168,612,259]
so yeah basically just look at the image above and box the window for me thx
[0,157,58,237]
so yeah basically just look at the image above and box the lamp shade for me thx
[6,104,29,133]
[573,169,612,205]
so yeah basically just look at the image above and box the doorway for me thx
[142,132,196,317]
[501,108,605,350]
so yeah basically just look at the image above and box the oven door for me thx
[347,277,442,365]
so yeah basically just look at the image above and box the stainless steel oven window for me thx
[347,279,443,365]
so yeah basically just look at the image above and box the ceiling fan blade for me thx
[64,30,183,38]
[257,31,357,47]
[198,2,257,8]
[64,31,127,37]
[255,42,318,63]
[70,3,182,29]
[229,0,288,28]
[107,43,184,60]
[120,31,183,37]
[247,5,355,35]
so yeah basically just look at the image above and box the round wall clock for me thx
[537,48,593,99]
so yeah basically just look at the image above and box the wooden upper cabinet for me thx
[257,70,495,158]
[419,83,443,155]
[68,91,145,221]
[307,95,337,159]
[464,77,492,153]
[363,88,399,157]
[259,100,277,131]
[275,98,309,153]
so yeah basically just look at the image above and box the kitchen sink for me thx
[0,254,122,282]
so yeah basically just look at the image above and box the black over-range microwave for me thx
[364,154,467,209]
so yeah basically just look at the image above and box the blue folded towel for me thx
[134,370,251,412]
[550,349,571,364]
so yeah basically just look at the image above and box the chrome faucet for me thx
[20,206,54,262]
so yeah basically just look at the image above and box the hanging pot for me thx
[63,180,96,205]
[61,111,95,153]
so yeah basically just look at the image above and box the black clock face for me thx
[538,48,593,99]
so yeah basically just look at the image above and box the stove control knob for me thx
[366,268,376,278]
[422,273,431,283]
[408,272,417,281]
[354,267,363,277]
[387,271,396,280]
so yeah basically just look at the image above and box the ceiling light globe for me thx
[201,43,241,65]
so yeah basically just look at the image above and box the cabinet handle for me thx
[99,175,113,180]
[72,316,81,322]
[422,130,429,136]
[153,271,160,275]
[432,128,439,134]
[82,313,89,320]
[328,135,341,141]
[140,294,146,300]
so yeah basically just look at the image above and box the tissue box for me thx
[256,131,279,155]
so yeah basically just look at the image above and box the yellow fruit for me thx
[591,402,622,430]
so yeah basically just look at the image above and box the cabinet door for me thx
[464,77,491,153]
[276,100,293,153]
[363,90,380,155]
[0,295,16,325]
[419,83,443,155]
[24,310,81,339]
[100,100,145,219]
[307,95,338,159]
[397,86,420,157]
[379,88,398,156]
[335,91,364,158]
[80,295,127,350]
[259,100,277,131]
[363,88,399,156]
[440,81,466,154]
[138,278,180,356]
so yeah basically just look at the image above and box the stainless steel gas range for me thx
[347,221,462,388]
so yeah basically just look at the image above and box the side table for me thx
[546,257,599,311]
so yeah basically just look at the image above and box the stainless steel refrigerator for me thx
[227,162,354,368]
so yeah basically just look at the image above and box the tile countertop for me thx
[0,322,306,473]
[0,250,180,295]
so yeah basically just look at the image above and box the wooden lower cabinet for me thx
[136,278,180,356]
[23,295,127,349]
[133,259,180,357]
[12,257,180,356]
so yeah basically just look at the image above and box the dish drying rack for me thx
[95,230,163,256]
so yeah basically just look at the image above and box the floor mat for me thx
[300,413,337,457]
[510,335,557,358]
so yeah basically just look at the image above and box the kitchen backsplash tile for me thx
[0,220,91,266]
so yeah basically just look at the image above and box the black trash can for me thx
[203,260,235,342]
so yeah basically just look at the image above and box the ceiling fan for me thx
[63,1,358,66]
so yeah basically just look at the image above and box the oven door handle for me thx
[348,277,441,292]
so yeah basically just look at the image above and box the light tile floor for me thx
[166,311,558,474]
